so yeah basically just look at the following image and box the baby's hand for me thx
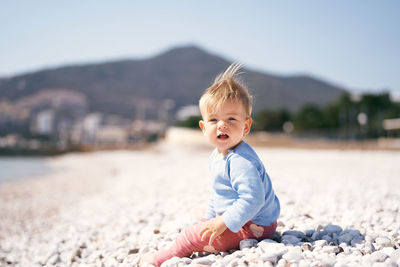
[199,216,227,245]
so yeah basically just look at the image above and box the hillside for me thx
[0,46,346,118]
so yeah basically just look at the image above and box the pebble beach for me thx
[1,140,400,267]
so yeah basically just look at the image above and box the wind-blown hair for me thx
[199,63,252,117]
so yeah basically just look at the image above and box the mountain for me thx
[0,45,346,118]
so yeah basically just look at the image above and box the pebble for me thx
[221,254,234,265]
[276,258,288,267]
[298,259,309,267]
[305,229,315,237]
[282,230,306,239]
[322,245,341,254]
[260,238,278,244]
[258,242,288,258]
[338,233,353,245]
[259,253,278,264]
[320,255,336,266]
[281,235,301,245]
[384,258,397,267]
[301,242,313,251]
[334,259,348,267]
[312,230,328,241]
[226,258,239,267]
[324,225,343,234]
[370,251,389,262]
[230,250,245,258]
[282,247,303,262]
[314,240,328,247]
[322,235,333,243]
[350,241,362,249]
[192,257,215,265]
[161,256,180,266]
[375,237,391,246]
[391,249,400,263]
[239,239,258,250]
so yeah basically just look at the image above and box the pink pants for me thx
[153,221,277,266]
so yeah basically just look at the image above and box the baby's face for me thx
[199,100,252,156]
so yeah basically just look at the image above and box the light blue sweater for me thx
[204,141,280,233]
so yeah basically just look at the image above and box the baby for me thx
[140,63,280,266]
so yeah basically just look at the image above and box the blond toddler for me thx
[140,63,280,266]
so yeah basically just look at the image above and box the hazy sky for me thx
[1,1,399,93]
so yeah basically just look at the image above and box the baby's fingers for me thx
[199,226,208,238]
[200,229,211,241]
[209,232,217,246]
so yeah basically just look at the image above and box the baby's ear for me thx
[199,120,205,133]
[244,117,253,135]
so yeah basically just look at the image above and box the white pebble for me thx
[390,249,400,264]
[260,253,278,264]
[276,258,288,267]
[370,251,389,263]
[226,258,239,267]
[282,247,303,262]
[380,247,395,256]
[301,242,312,251]
[320,255,336,266]
[375,237,391,246]
[314,240,328,247]
[192,256,215,265]
[322,246,340,254]
[231,250,245,258]
[384,257,398,267]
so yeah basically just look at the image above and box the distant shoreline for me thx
[166,127,400,151]
[246,132,400,151]
[1,129,399,158]
[0,142,154,157]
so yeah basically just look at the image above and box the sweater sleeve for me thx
[222,156,266,232]
[204,195,216,220]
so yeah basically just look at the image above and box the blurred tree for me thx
[357,93,400,138]
[177,115,202,128]
[314,92,400,138]
[293,105,325,130]
[253,109,292,132]
[322,104,340,129]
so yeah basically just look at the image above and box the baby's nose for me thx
[217,121,228,129]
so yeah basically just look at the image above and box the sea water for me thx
[0,157,53,183]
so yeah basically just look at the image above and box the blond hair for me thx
[199,63,252,118]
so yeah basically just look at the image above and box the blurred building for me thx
[96,125,129,145]
[31,110,54,135]
[70,113,102,145]
[0,90,175,151]
[383,118,400,137]
[176,105,201,121]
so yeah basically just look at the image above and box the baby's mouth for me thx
[217,133,229,140]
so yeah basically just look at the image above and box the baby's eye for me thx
[209,118,217,122]
[228,117,236,121]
